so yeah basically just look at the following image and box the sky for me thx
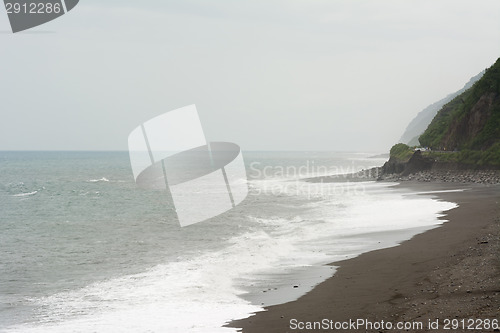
[0,0,499,152]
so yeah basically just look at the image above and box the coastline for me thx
[228,182,499,332]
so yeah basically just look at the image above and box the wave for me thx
[2,182,458,333]
[12,191,38,197]
[5,235,270,333]
[87,177,110,183]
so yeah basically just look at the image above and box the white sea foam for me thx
[5,233,301,332]
[87,177,110,183]
[4,181,457,333]
[12,190,38,197]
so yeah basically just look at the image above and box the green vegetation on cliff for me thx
[420,58,500,150]
[388,142,500,168]
[418,57,500,167]
[425,144,500,167]
[389,143,413,161]
[399,71,484,145]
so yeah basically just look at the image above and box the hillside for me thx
[383,57,500,174]
[399,71,484,146]
[419,57,500,165]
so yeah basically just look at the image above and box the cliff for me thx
[399,71,484,146]
[382,57,500,177]
[419,58,500,153]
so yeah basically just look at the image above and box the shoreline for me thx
[228,182,499,332]
[305,168,500,185]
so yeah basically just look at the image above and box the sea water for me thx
[0,151,457,332]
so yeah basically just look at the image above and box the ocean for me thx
[0,151,457,332]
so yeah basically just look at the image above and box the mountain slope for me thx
[419,58,500,152]
[400,71,484,145]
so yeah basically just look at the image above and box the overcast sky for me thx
[0,0,499,152]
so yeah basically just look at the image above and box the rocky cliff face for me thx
[438,92,499,150]
[420,57,500,151]
[382,57,500,178]
[381,151,433,176]
[399,71,484,145]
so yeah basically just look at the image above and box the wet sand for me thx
[229,182,499,332]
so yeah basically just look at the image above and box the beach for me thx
[230,182,500,332]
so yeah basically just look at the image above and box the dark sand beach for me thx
[229,182,499,332]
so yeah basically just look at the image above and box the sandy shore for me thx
[229,182,499,332]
